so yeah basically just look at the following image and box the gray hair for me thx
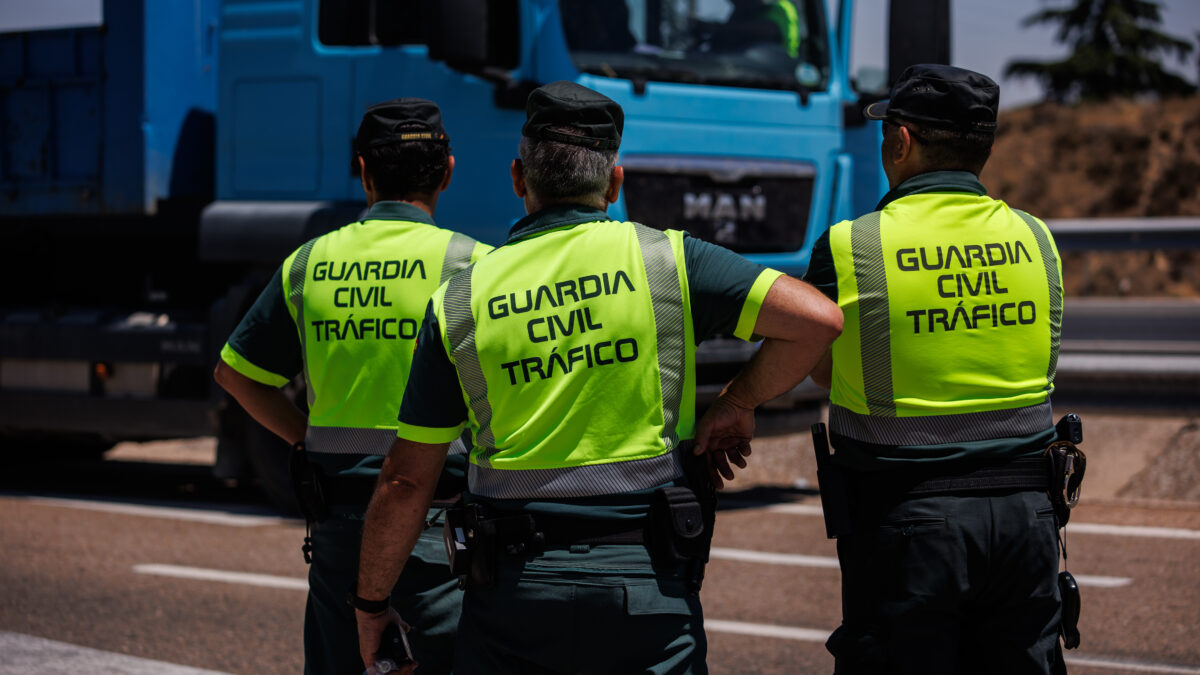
[518,126,618,204]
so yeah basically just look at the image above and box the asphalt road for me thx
[2,449,1200,675]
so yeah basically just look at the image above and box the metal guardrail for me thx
[1045,217,1200,250]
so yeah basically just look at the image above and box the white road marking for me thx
[764,502,1200,541]
[134,564,309,591]
[765,503,826,516]
[1063,655,1200,674]
[0,631,233,675]
[1068,523,1200,540]
[704,623,1200,673]
[704,619,830,642]
[710,548,1131,587]
[710,547,839,568]
[23,496,288,527]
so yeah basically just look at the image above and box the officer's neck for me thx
[524,194,608,214]
[370,193,439,217]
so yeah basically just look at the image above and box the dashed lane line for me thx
[0,631,233,675]
[704,619,830,642]
[134,565,1193,672]
[765,503,1200,540]
[133,564,308,590]
[19,496,288,527]
[708,548,1132,588]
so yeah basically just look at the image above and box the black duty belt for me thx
[536,513,646,546]
[484,512,646,549]
[853,456,1049,498]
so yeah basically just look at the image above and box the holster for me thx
[289,442,330,524]
[670,447,718,591]
[812,423,853,539]
[444,503,539,591]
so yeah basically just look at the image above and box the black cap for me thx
[864,64,999,132]
[355,98,449,153]
[522,81,624,151]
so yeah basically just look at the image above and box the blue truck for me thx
[0,0,947,508]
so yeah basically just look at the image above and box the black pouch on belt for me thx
[648,486,707,565]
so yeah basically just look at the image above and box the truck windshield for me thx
[560,0,830,93]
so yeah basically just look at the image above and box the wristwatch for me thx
[346,587,390,614]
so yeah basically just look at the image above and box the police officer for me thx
[715,0,802,58]
[353,81,842,674]
[214,98,490,675]
[804,65,1067,673]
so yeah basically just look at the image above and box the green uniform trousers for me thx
[305,509,461,675]
[454,543,707,674]
[828,489,1063,674]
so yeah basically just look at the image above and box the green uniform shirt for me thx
[805,171,1060,469]
[399,205,782,518]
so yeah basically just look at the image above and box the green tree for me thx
[1005,0,1196,102]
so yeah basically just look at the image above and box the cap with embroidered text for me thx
[355,98,449,153]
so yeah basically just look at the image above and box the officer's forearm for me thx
[721,334,828,408]
[722,276,842,408]
[810,350,833,390]
[357,438,449,601]
[213,361,307,444]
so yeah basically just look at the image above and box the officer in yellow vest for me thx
[716,0,802,58]
[353,81,842,674]
[804,65,1068,673]
[214,99,490,675]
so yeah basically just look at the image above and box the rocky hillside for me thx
[979,97,1200,297]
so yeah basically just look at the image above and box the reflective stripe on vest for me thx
[828,198,1062,446]
[830,400,1053,446]
[288,223,480,454]
[441,232,477,285]
[287,238,319,410]
[305,426,397,455]
[1015,210,1063,387]
[441,223,688,499]
[850,211,895,417]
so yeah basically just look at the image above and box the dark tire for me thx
[2,432,114,463]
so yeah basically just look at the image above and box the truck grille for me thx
[621,156,815,253]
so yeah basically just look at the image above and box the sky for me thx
[849,0,1200,107]
[2,0,1198,109]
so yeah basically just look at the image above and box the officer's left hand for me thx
[695,395,754,489]
[706,441,751,490]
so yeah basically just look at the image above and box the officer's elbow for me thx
[213,360,244,396]
[213,360,231,391]
[811,303,843,348]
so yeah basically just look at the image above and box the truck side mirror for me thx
[887,0,950,85]
[424,0,520,72]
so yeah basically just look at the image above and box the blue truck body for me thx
[0,0,945,504]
